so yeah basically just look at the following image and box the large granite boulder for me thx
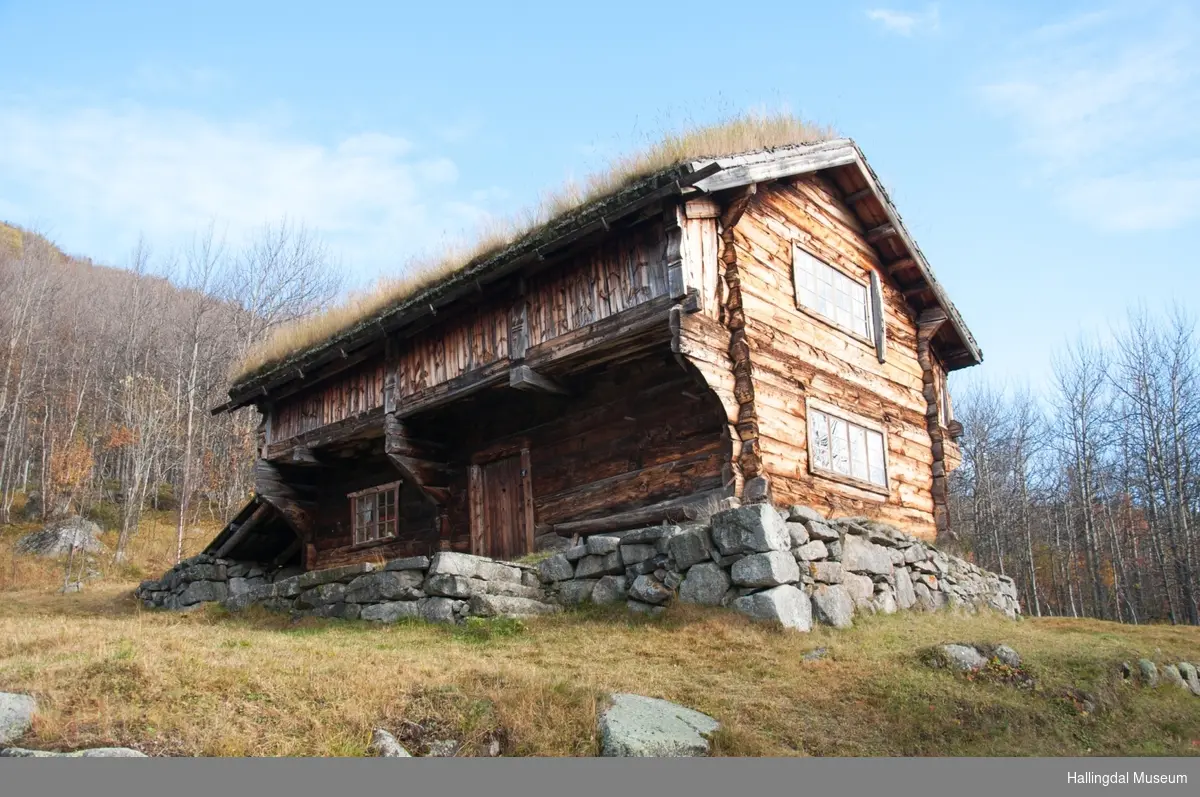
[730,551,799,587]
[598,694,720,757]
[369,729,412,757]
[15,517,104,557]
[0,746,147,757]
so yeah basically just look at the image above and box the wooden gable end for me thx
[728,173,939,538]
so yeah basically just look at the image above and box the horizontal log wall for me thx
[272,361,386,442]
[308,454,440,570]
[735,174,937,538]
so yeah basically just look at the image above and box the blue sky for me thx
[0,0,1195,391]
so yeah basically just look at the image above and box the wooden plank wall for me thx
[525,221,669,348]
[272,222,675,449]
[732,174,937,537]
[272,361,386,442]
[394,298,510,398]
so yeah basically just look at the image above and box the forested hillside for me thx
[949,309,1200,626]
[0,220,338,563]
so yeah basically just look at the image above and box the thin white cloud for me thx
[0,104,495,281]
[865,5,940,37]
[980,4,1200,231]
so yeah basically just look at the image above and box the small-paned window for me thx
[349,481,400,545]
[793,244,887,361]
[794,246,872,339]
[808,405,888,489]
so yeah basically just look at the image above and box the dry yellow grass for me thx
[0,509,219,593]
[231,112,837,385]
[0,587,1197,757]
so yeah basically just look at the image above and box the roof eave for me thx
[689,140,982,369]
[218,139,983,414]
[216,160,724,413]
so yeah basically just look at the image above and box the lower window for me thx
[349,481,400,545]
[808,404,888,489]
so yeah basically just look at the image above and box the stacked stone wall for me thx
[137,503,1019,629]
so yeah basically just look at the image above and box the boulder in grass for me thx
[1162,664,1187,690]
[599,694,720,757]
[14,517,105,558]
[928,643,988,672]
[1137,659,1159,687]
[369,729,412,757]
[0,747,147,757]
[0,693,37,745]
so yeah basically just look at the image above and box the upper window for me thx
[808,403,888,489]
[938,368,953,426]
[793,245,873,341]
[349,481,400,545]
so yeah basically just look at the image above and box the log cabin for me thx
[205,133,981,572]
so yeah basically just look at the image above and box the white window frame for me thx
[805,398,890,495]
[348,481,401,546]
[793,243,877,344]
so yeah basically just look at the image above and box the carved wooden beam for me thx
[843,187,873,205]
[288,446,321,465]
[509,364,569,395]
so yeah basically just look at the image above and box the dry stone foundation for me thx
[538,503,1020,627]
[137,551,556,623]
[136,503,1020,629]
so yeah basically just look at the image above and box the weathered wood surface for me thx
[271,360,385,441]
[549,486,731,536]
[706,173,944,538]
[417,351,729,538]
[306,453,441,570]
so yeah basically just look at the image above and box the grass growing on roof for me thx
[230,112,837,386]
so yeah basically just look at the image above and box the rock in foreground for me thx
[369,728,412,757]
[0,692,36,745]
[599,694,720,757]
[0,747,147,757]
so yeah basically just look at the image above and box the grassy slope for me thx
[0,585,1197,757]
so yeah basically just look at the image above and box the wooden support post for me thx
[664,202,690,301]
[213,502,272,559]
[508,296,529,362]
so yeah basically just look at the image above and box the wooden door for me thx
[469,449,533,560]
